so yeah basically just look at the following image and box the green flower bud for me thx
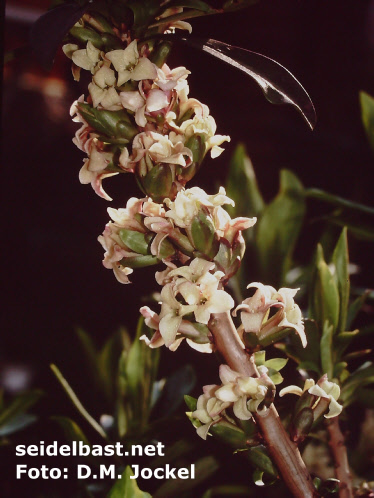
[78,103,137,139]
[119,229,150,256]
[291,407,314,443]
[191,211,219,259]
[149,41,173,68]
[121,255,159,269]
[69,27,104,48]
[158,238,176,259]
[136,164,176,203]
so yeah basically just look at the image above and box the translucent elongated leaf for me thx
[179,37,316,129]
[30,2,91,70]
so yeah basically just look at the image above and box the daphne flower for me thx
[191,364,270,439]
[131,131,193,167]
[105,40,157,86]
[120,85,169,127]
[158,283,197,346]
[279,376,342,419]
[79,143,117,201]
[179,113,230,158]
[234,283,306,347]
[165,187,234,229]
[155,64,190,92]
[139,306,213,353]
[71,41,101,72]
[169,258,234,324]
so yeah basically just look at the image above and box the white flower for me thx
[120,85,169,127]
[105,40,157,86]
[279,376,342,419]
[179,113,230,158]
[155,64,190,92]
[78,142,117,201]
[165,187,234,229]
[88,82,122,110]
[158,283,197,346]
[191,364,270,439]
[168,258,234,324]
[71,41,101,72]
[139,306,213,353]
[234,283,306,347]
[131,131,193,167]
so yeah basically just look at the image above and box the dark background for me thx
[2,0,374,494]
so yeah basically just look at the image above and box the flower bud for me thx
[70,27,104,48]
[191,211,220,259]
[78,103,137,139]
[136,163,176,203]
[119,229,151,255]
[290,407,314,443]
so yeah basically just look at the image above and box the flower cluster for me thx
[280,375,342,419]
[190,364,273,439]
[233,282,306,347]
[64,33,230,202]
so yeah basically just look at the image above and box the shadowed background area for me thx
[1,0,374,494]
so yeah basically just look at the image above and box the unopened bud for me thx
[291,407,314,443]
[191,211,219,259]
[137,164,176,203]
[70,27,104,48]
[119,229,150,255]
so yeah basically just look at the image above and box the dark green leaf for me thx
[256,170,305,286]
[0,414,37,436]
[334,330,359,359]
[184,395,197,411]
[360,91,374,151]
[50,364,107,439]
[225,144,265,223]
[331,228,349,333]
[51,416,90,445]
[310,245,340,333]
[346,291,370,329]
[0,390,43,429]
[305,188,374,217]
[341,362,374,405]
[320,322,334,379]
[210,420,253,450]
[247,445,278,478]
[108,466,151,498]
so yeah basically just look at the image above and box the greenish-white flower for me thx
[105,40,157,86]
[279,376,342,419]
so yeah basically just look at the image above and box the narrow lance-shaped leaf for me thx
[177,37,316,129]
[310,244,340,333]
[225,144,265,222]
[320,322,334,380]
[50,364,107,440]
[256,170,305,286]
[331,228,350,333]
[360,90,374,152]
[0,390,43,429]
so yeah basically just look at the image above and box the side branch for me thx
[326,417,353,498]
[209,311,317,498]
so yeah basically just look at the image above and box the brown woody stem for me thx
[209,311,317,498]
[326,417,353,498]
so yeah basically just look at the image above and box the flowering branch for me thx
[209,311,317,498]
[326,417,353,498]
